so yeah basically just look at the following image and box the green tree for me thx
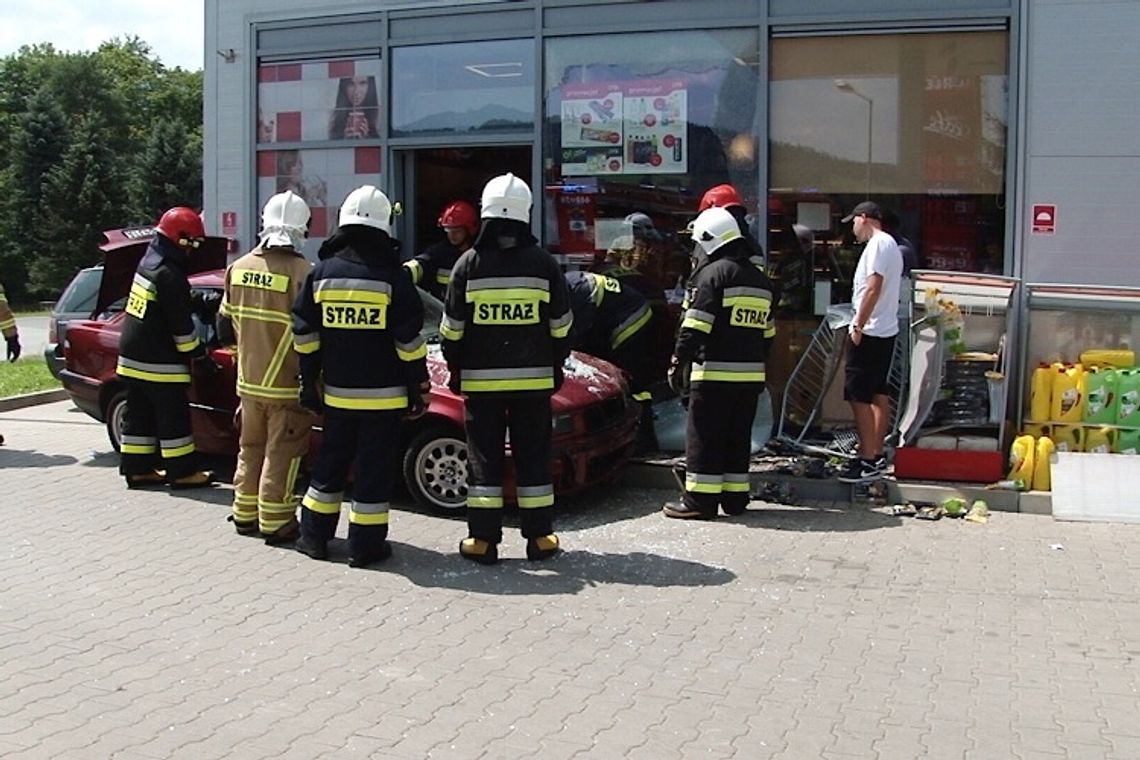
[130,117,203,222]
[30,115,125,294]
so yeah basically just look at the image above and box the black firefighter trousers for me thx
[464,393,555,544]
[683,382,762,516]
[119,379,200,480]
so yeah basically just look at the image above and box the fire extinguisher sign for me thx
[1031,204,1056,235]
[221,211,238,237]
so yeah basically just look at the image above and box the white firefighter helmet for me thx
[339,185,393,233]
[260,190,310,248]
[480,173,532,223]
[689,207,742,257]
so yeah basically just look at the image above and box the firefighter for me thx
[564,270,658,453]
[441,173,572,565]
[404,200,478,301]
[663,206,775,519]
[0,281,19,446]
[292,185,429,567]
[697,184,767,273]
[116,207,216,489]
[216,191,314,543]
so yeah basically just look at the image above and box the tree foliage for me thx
[0,38,202,303]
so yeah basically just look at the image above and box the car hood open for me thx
[95,227,228,316]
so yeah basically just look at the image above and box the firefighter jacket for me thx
[675,239,776,385]
[404,239,464,301]
[292,230,428,411]
[565,270,652,358]
[0,283,17,338]
[441,223,573,395]
[218,245,313,403]
[590,261,666,306]
[117,235,205,384]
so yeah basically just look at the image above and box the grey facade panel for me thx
[543,0,760,30]
[770,0,1011,17]
[257,19,383,55]
[390,8,535,41]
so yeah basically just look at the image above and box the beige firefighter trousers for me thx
[231,397,312,534]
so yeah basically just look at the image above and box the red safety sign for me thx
[222,211,238,236]
[1031,204,1056,235]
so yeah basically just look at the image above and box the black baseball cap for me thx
[841,201,882,223]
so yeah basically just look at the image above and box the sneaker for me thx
[837,458,882,484]
[662,501,715,520]
[873,454,888,472]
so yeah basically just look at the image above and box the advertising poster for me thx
[559,80,688,176]
[622,80,687,175]
[561,84,624,175]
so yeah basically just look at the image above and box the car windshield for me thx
[54,268,102,317]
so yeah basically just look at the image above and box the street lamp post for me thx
[835,79,873,199]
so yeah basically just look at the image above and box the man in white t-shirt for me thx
[838,201,903,483]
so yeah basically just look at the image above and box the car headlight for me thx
[552,413,574,435]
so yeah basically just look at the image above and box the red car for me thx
[60,229,639,512]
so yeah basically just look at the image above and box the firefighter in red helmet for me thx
[116,206,216,489]
[404,200,478,301]
[697,184,767,273]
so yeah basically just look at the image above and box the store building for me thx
[203,0,1140,429]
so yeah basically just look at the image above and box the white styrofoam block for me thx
[1051,451,1140,524]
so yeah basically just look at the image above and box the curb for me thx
[0,388,68,412]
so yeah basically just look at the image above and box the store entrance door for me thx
[396,146,531,258]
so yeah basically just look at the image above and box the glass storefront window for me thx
[391,39,535,137]
[257,57,384,144]
[768,31,1008,316]
[543,30,761,287]
[256,146,382,259]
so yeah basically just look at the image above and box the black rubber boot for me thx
[227,515,260,536]
[263,519,300,546]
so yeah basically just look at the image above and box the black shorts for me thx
[844,334,896,403]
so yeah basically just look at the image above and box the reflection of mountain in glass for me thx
[397,104,532,134]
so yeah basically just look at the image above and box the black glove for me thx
[5,335,20,363]
[193,354,223,377]
[405,381,431,420]
[299,381,323,414]
[667,356,690,397]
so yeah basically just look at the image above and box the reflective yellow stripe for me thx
[294,339,320,354]
[225,303,292,326]
[435,271,451,285]
[237,380,301,400]
[348,509,390,525]
[284,457,302,503]
[467,287,550,303]
[174,334,201,353]
[722,481,751,493]
[440,322,463,340]
[403,260,423,284]
[161,442,196,459]
[323,394,408,411]
[468,496,504,508]
[302,493,341,514]
[121,443,156,455]
[517,494,555,508]
[233,492,259,506]
[681,317,713,333]
[314,289,390,305]
[690,369,767,383]
[764,327,776,339]
[117,364,192,384]
[0,317,15,331]
[396,343,428,361]
[685,473,723,494]
[632,391,652,402]
[612,307,651,349]
[461,378,554,392]
[259,329,295,390]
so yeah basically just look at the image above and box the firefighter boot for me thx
[263,518,300,547]
[348,541,392,568]
[125,470,166,489]
[227,515,260,537]
[662,501,715,520]
[169,470,216,490]
[526,534,561,562]
[294,533,329,561]
[459,538,498,566]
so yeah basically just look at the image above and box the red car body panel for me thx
[61,232,639,503]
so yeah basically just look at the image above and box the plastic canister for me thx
[1079,348,1135,369]
[1032,436,1055,491]
[1115,428,1140,455]
[1116,369,1140,427]
[1083,426,1116,454]
[1052,424,1084,453]
[1023,422,1051,440]
[1083,367,1119,424]
[1050,364,1086,422]
[1029,363,1053,422]
[1005,434,1035,489]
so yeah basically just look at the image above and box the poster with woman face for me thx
[256,58,382,143]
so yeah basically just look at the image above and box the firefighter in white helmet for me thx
[663,206,776,519]
[217,190,315,543]
[292,186,429,567]
[441,173,573,564]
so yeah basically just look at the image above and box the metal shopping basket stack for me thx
[775,304,908,459]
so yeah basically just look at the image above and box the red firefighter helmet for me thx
[156,206,206,250]
[698,184,744,213]
[437,200,479,237]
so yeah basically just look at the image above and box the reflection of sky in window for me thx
[392,40,535,131]
[770,77,898,164]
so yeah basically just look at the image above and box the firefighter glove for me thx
[5,335,20,362]
[405,381,431,420]
[193,354,223,377]
[667,356,690,397]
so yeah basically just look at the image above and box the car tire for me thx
[402,422,468,514]
[105,390,128,453]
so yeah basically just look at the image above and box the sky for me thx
[0,0,204,70]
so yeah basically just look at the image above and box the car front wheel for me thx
[105,390,128,453]
[402,423,468,513]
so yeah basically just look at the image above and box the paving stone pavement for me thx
[1,401,1139,759]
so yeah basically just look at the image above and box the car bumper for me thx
[43,344,65,380]
[59,369,104,421]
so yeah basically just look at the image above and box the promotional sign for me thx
[560,79,687,177]
[221,211,238,236]
[1032,204,1056,235]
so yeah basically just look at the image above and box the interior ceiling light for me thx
[464,62,523,78]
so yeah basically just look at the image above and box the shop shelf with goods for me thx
[894,271,1020,482]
